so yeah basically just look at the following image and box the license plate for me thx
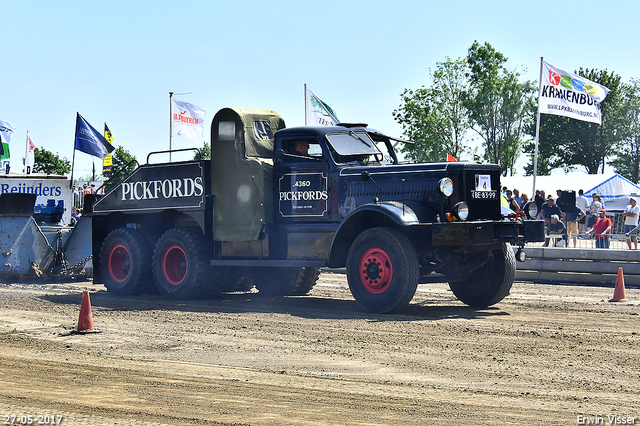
[471,190,497,199]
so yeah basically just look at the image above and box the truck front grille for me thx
[462,170,501,221]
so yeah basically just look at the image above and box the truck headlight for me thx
[453,202,469,221]
[439,178,454,197]
[523,201,538,219]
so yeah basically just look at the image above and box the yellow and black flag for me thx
[103,123,114,175]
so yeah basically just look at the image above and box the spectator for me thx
[513,189,522,207]
[544,214,567,247]
[70,207,81,227]
[576,189,590,234]
[566,205,586,248]
[587,194,604,228]
[541,196,562,225]
[622,197,640,250]
[534,190,546,214]
[586,210,612,249]
[520,193,529,209]
[506,189,520,212]
[556,190,568,222]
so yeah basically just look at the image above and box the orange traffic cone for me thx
[609,268,628,302]
[76,291,101,333]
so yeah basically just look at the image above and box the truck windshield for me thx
[325,131,381,156]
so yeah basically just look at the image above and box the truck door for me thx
[275,138,331,222]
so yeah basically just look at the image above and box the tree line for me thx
[393,40,640,182]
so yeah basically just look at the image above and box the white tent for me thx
[501,173,640,211]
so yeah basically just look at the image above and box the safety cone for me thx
[609,267,628,303]
[76,291,101,333]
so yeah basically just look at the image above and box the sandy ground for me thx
[0,272,638,425]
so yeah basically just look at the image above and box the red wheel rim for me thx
[359,247,393,294]
[108,244,131,283]
[162,245,188,286]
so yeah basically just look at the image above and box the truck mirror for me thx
[275,149,285,161]
[360,171,371,181]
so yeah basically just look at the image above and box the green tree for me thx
[32,147,71,175]
[610,78,640,182]
[464,41,535,175]
[522,110,571,176]
[392,57,471,162]
[104,146,137,191]
[193,141,211,160]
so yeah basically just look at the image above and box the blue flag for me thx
[74,113,114,159]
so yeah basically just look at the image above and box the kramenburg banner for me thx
[538,61,610,125]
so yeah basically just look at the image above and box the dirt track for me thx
[0,272,638,425]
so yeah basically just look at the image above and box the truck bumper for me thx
[430,219,545,247]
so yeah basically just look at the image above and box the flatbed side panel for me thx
[93,161,208,214]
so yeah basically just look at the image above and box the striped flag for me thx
[103,123,114,175]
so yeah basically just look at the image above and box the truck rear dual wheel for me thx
[153,228,209,299]
[448,242,515,307]
[100,228,154,295]
[346,227,419,314]
[253,267,304,296]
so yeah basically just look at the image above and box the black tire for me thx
[253,267,304,296]
[99,228,152,295]
[346,227,419,313]
[217,266,255,293]
[153,228,209,299]
[448,242,515,307]
[292,267,320,295]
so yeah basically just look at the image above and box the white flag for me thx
[538,61,610,125]
[171,98,205,140]
[25,132,36,172]
[305,87,340,126]
[0,118,15,143]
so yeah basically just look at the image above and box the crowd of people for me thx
[502,187,640,249]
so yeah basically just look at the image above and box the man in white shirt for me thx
[576,189,590,234]
[622,197,640,249]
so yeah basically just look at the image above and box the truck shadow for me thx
[39,290,507,322]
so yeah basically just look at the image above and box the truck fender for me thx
[328,201,437,267]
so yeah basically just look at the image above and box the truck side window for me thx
[284,139,322,160]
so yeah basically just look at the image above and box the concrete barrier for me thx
[515,246,640,287]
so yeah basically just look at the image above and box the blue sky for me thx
[3,0,639,179]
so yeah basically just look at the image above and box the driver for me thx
[293,139,310,156]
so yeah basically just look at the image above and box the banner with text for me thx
[171,98,205,140]
[539,61,610,125]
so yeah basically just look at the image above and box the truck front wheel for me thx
[346,227,419,313]
[153,228,209,299]
[100,228,152,295]
[447,242,515,307]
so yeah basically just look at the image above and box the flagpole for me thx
[169,91,173,162]
[304,84,308,126]
[532,57,544,199]
[70,113,78,189]
[25,131,29,174]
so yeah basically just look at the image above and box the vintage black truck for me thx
[89,107,544,313]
